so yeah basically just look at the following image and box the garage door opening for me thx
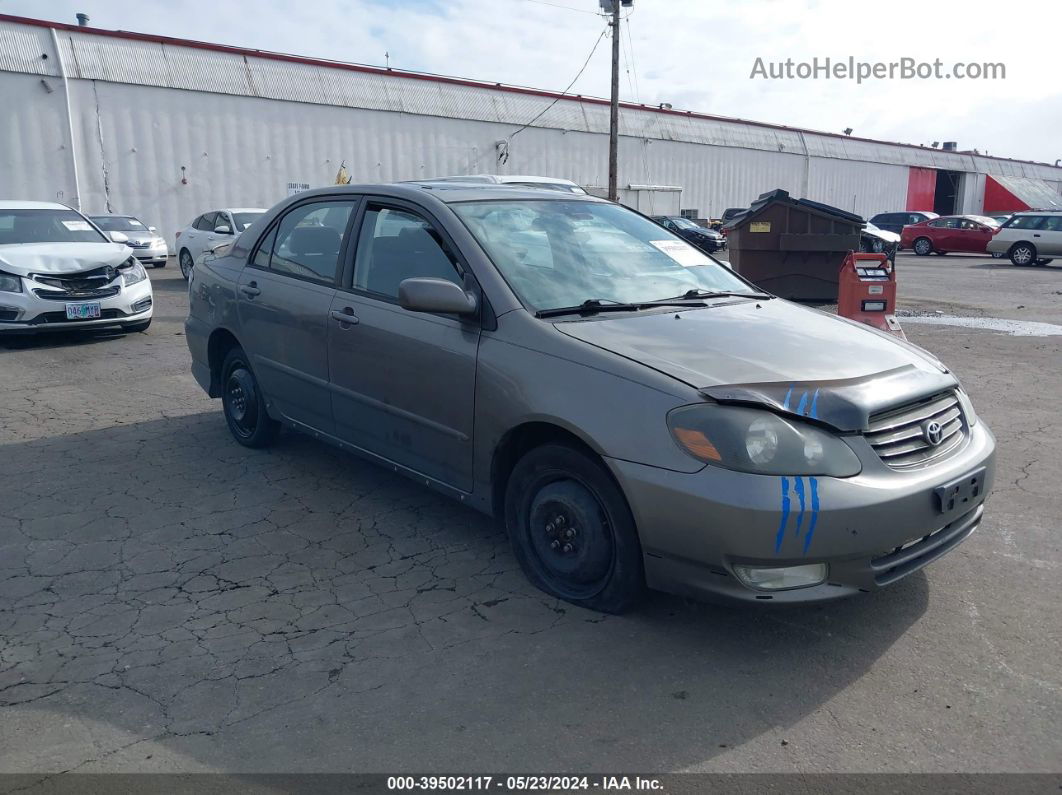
[934,170,962,215]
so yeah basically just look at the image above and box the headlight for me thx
[0,271,21,293]
[668,404,861,476]
[119,259,147,286]
[956,388,978,427]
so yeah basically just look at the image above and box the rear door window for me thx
[268,201,356,284]
[195,213,217,231]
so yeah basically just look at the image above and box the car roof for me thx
[274,183,608,205]
[0,200,74,210]
[221,208,268,213]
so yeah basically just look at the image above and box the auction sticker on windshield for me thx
[649,239,705,266]
[61,220,93,231]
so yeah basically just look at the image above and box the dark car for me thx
[869,211,938,235]
[650,215,726,253]
[185,184,995,613]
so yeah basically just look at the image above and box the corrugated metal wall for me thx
[2,17,1061,245]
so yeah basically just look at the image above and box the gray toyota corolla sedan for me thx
[186,183,995,613]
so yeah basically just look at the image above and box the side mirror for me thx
[148,226,157,232]
[214,224,232,235]
[108,231,129,244]
[398,277,478,316]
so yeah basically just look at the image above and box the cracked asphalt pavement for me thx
[0,257,1059,773]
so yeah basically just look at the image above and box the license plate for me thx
[934,467,986,515]
[65,302,101,320]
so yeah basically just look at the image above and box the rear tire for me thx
[179,249,194,280]
[504,443,645,614]
[913,237,933,256]
[1009,243,1036,266]
[221,347,279,448]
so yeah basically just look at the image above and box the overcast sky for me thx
[4,0,1060,165]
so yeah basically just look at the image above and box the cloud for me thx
[6,0,1060,163]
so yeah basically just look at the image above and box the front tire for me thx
[1009,243,1036,266]
[179,249,194,280]
[124,319,151,333]
[913,237,933,256]
[221,347,279,448]
[504,443,644,613]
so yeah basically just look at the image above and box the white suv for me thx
[987,210,1062,266]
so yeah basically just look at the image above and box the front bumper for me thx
[0,276,153,333]
[607,421,996,603]
[132,245,169,266]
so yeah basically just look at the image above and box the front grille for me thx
[865,390,965,468]
[27,309,125,325]
[33,286,120,301]
[871,505,982,585]
[126,240,151,248]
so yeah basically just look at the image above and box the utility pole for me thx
[607,0,621,202]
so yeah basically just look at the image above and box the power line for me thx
[507,23,610,141]
[518,0,601,15]
[623,8,640,101]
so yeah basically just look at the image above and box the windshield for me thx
[232,212,263,232]
[669,217,700,230]
[90,215,147,233]
[0,209,108,244]
[453,200,755,311]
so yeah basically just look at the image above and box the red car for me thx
[901,214,1000,256]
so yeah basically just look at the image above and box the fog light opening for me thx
[733,563,828,591]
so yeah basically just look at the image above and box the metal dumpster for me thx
[724,189,864,301]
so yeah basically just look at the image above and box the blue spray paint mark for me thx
[782,384,794,410]
[796,390,809,415]
[803,477,820,554]
[774,476,791,553]
[808,388,820,419]
[794,476,806,537]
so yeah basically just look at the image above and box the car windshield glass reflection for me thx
[453,200,753,311]
[90,216,147,232]
[0,209,108,244]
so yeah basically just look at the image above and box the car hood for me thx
[863,226,901,243]
[554,298,957,431]
[123,232,159,244]
[0,242,133,276]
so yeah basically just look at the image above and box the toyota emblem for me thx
[922,420,944,446]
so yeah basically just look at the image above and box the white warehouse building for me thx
[2,12,1061,245]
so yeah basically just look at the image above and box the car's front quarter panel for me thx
[472,313,708,501]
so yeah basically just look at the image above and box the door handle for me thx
[240,282,261,298]
[331,308,359,326]
[1033,234,1041,237]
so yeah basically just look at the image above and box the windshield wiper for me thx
[535,298,704,319]
[659,288,773,302]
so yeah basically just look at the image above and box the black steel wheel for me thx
[505,443,644,613]
[221,347,279,448]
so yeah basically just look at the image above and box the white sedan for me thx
[0,201,153,334]
[175,208,266,280]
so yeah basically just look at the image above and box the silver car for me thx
[186,184,995,613]
[89,214,169,267]
[175,208,266,280]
